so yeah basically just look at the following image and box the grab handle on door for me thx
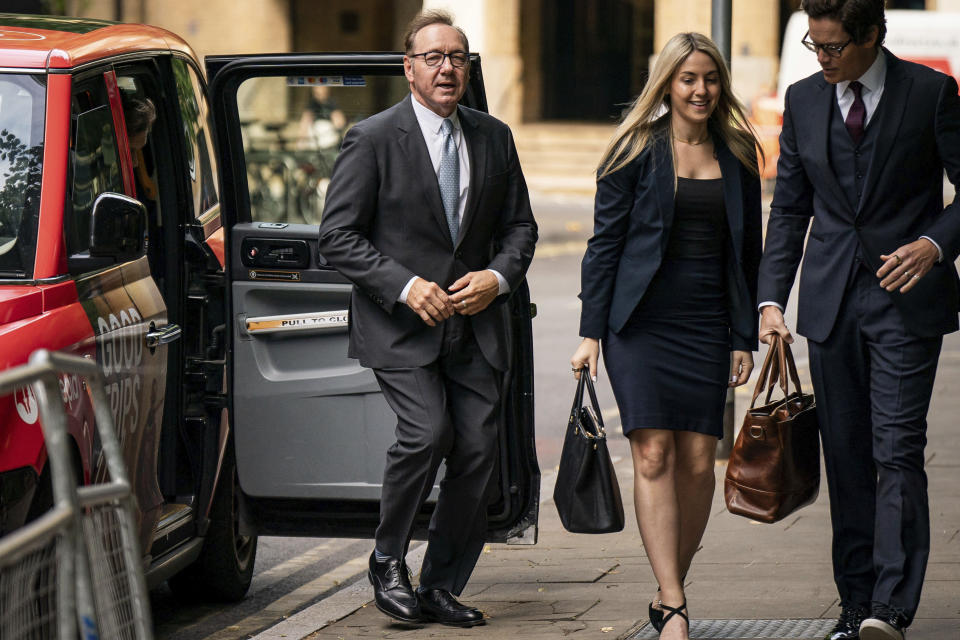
[145,323,182,348]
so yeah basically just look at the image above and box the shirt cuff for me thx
[489,269,509,295]
[398,276,419,304]
[920,236,944,263]
[758,301,784,312]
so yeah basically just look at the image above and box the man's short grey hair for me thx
[403,9,469,54]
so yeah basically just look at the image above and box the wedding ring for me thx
[913,274,920,280]
[904,271,912,277]
[894,254,903,266]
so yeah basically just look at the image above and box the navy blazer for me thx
[758,51,960,341]
[578,128,763,351]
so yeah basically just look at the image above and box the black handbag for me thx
[553,371,625,534]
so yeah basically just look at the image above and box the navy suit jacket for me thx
[758,51,960,341]
[579,127,763,351]
[318,97,538,370]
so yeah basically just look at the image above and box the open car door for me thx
[205,53,538,543]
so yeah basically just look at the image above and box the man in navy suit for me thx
[318,10,536,629]
[758,1,960,639]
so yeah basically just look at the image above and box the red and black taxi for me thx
[0,13,538,600]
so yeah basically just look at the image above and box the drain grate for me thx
[628,618,837,639]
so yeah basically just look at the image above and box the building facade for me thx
[16,0,959,126]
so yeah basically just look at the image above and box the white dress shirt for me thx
[410,93,470,219]
[399,94,508,303]
[836,48,886,125]
[759,51,941,313]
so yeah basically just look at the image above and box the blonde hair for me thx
[597,32,763,179]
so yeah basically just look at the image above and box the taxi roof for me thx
[0,13,197,70]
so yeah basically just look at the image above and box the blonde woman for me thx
[570,33,763,639]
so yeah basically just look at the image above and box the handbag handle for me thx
[775,336,806,404]
[570,369,606,438]
[569,372,586,423]
[750,337,783,408]
[750,335,806,409]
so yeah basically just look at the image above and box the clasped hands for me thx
[405,270,499,326]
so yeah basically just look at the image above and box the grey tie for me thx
[438,118,460,243]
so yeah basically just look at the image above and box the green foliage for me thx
[0,129,43,241]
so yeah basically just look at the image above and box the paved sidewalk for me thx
[255,337,960,640]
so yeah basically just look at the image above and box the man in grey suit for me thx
[317,10,537,628]
[758,1,960,639]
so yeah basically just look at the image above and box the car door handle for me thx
[145,323,182,348]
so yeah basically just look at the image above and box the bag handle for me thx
[750,336,782,408]
[771,335,804,397]
[775,336,806,405]
[750,335,807,409]
[569,371,586,424]
[570,369,606,438]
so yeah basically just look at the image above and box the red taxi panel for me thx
[0,18,197,70]
[34,73,70,279]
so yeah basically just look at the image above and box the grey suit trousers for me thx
[373,316,501,595]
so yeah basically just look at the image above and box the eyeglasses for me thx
[408,51,469,68]
[801,31,853,58]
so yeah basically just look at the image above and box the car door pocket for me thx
[241,237,309,269]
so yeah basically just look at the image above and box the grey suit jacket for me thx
[317,96,538,370]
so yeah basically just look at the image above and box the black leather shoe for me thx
[825,605,868,639]
[859,603,908,640]
[367,552,421,623]
[417,588,484,627]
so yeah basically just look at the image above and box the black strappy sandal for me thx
[648,595,664,631]
[659,600,689,635]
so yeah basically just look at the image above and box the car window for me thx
[171,58,219,218]
[236,74,409,224]
[65,74,125,258]
[0,73,45,279]
[115,67,173,293]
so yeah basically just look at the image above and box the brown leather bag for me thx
[724,336,820,523]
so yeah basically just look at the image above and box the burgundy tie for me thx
[845,81,866,145]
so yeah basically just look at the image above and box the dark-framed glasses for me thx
[801,31,853,58]
[408,50,469,68]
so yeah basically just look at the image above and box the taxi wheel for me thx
[168,443,257,602]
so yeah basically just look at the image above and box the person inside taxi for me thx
[122,95,158,200]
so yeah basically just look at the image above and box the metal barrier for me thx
[0,506,74,640]
[0,350,153,640]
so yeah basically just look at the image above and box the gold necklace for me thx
[673,135,709,146]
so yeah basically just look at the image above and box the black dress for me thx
[602,177,730,438]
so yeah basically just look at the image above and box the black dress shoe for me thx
[367,552,421,623]
[825,605,868,639]
[860,603,908,640]
[417,588,484,627]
